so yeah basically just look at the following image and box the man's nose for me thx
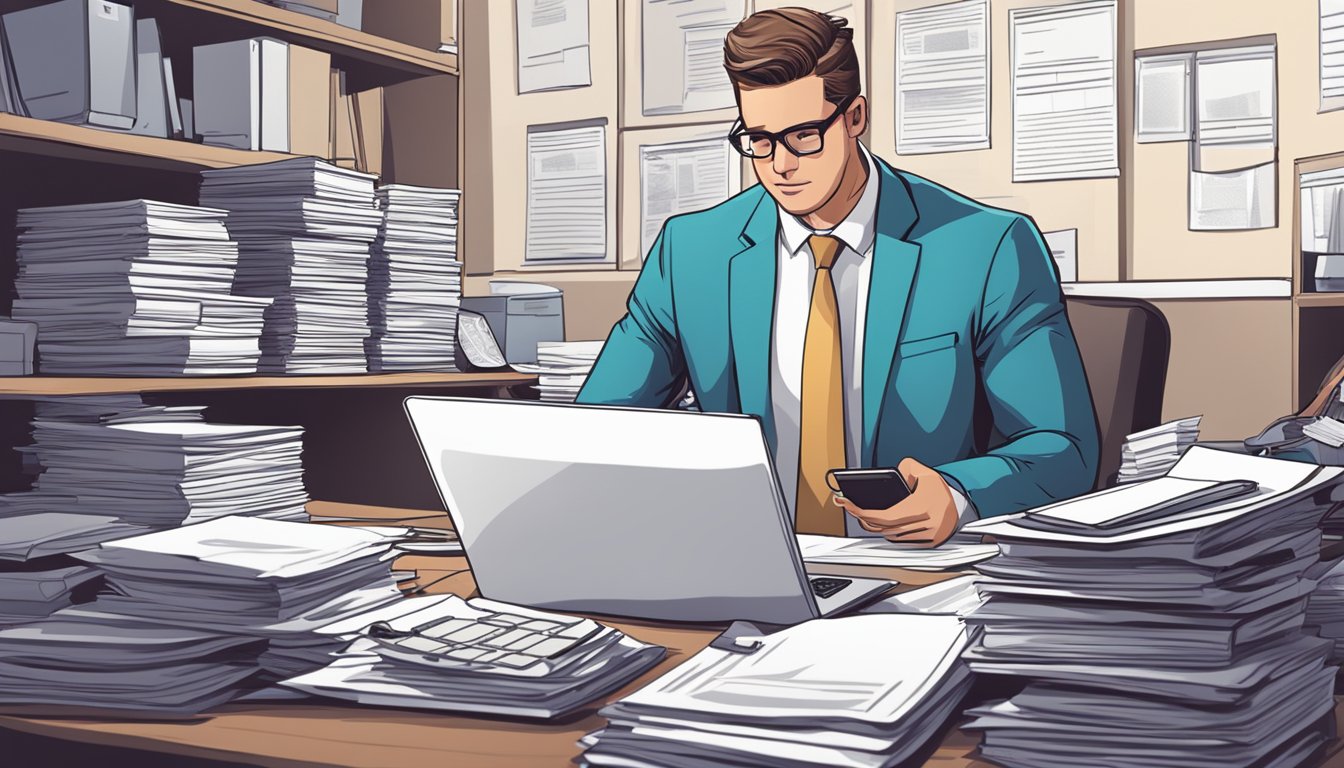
[772,145,799,176]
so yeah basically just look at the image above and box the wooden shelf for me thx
[0,0,455,84]
[0,372,536,397]
[152,0,457,81]
[1295,293,1344,309]
[0,113,300,173]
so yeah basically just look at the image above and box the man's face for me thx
[735,75,865,217]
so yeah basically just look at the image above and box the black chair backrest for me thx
[1064,296,1171,489]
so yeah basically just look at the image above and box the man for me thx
[577,8,1099,545]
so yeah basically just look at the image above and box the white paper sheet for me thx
[641,0,745,116]
[1194,46,1275,147]
[1009,1,1118,181]
[895,0,989,155]
[525,122,607,263]
[863,575,983,616]
[1189,160,1276,231]
[1043,228,1077,282]
[1135,54,1191,143]
[515,0,591,93]
[796,534,999,570]
[1323,0,1344,111]
[618,613,968,724]
[639,134,740,257]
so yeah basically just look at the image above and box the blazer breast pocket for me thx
[897,331,959,360]
[893,332,962,433]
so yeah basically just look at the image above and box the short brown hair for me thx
[723,8,861,106]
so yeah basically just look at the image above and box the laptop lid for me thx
[404,396,821,624]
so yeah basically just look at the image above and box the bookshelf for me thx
[0,0,491,513]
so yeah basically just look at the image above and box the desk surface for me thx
[0,502,1341,768]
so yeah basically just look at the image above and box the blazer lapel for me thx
[862,163,922,465]
[729,192,779,448]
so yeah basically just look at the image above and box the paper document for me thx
[1194,46,1275,147]
[1017,477,1259,534]
[896,0,989,155]
[797,534,998,570]
[639,135,740,257]
[1043,228,1077,282]
[1010,1,1118,181]
[456,311,507,369]
[864,575,982,617]
[516,0,591,93]
[1135,53,1191,143]
[1323,0,1344,110]
[641,0,744,116]
[526,122,607,263]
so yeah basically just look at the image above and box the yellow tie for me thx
[795,234,847,536]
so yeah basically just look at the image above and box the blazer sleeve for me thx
[575,224,687,408]
[934,216,1100,518]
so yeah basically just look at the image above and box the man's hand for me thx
[832,458,960,547]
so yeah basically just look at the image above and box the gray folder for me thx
[131,17,168,137]
[2,0,136,129]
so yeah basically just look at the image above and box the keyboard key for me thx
[395,636,448,654]
[417,618,475,639]
[494,653,544,669]
[506,633,548,652]
[520,620,562,632]
[528,637,582,658]
[441,623,501,643]
[483,628,536,649]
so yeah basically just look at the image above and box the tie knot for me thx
[808,234,842,270]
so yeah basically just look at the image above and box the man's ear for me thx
[846,96,868,138]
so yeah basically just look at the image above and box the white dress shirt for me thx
[769,144,974,536]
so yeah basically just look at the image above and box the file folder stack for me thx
[366,185,464,372]
[0,512,137,626]
[17,396,309,528]
[200,158,381,373]
[961,448,1344,768]
[282,594,666,718]
[582,614,973,768]
[1116,415,1201,483]
[12,201,272,375]
[1306,557,1344,662]
[526,340,604,402]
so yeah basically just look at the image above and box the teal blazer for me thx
[576,155,1100,519]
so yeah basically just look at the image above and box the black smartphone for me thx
[825,468,912,510]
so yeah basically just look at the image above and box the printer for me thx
[459,281,565,365]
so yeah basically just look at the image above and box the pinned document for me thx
[641,0,744,116]
[515,0,591,93]
[639,134,741,257]
[896,0,989,155]
[525,121,607,263]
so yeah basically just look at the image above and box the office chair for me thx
[1064,296,1172,489]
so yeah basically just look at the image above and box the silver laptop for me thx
[404,396,894,625]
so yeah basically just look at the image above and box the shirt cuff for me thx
[942,473,979,528]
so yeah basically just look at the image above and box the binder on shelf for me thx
[163,58,182,139]
[352,86,383,175]
[179,96,194,140]
[0,18,20,115]
[194,37,331,153]
[330,69,358,169]
[131,18,169,138]
[2,0,136,130]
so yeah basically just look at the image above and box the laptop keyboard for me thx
[809,577,852,599]
[366,607,603,670]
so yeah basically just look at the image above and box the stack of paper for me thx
[0,513,138,626]
[283,594,666,718]
[366,185,463,372]
[0,605,264,714]
[11,200,272,375]
[520,340,604,402]
[582,614,973,767]
[1117,415,1201,483]
[200,158,381,373]
[18,397,309,528]
[1306,557,1344,662]
[1304,416,1344,449]
[961,447,1343,768]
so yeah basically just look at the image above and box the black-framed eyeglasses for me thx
[727,95,857,159]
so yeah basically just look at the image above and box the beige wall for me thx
[872,0,1125,281]
[1150,298,1294,439]
[460,0,620,276]
[1128,1,1344,280]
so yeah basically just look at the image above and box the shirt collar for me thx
[778,142,880,259]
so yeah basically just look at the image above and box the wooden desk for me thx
[0,502,1341,768]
